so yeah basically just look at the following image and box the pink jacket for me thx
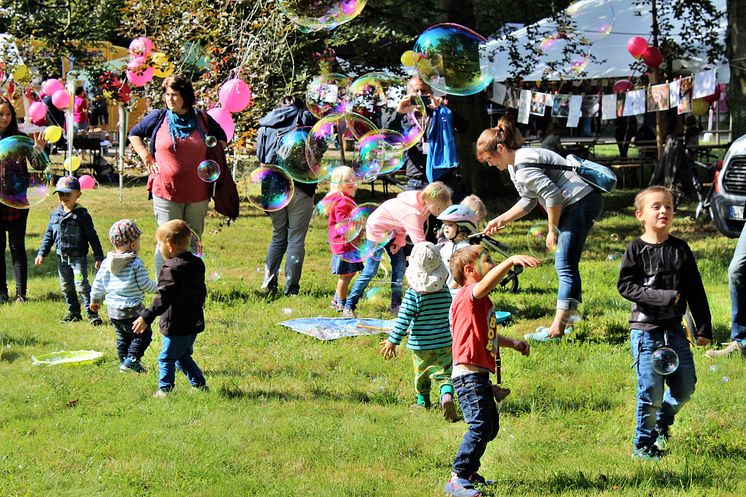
[327,192,357,255]
[366,190,427,251]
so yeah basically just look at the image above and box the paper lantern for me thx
[218,79,252,113]
[692,99,710,116]
[28,102,47,122]
[626,37,648,59]
[78,174,96,190]
[642,47,663,69]
[613,80,633,93]
[51,89,70,110]
[207,108,234,142]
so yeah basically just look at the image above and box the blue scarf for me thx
[167,109,206,150]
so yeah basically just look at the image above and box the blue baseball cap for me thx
[53,176,81,194]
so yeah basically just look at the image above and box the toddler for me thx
[437,205,479,296]
[460,195,487,229]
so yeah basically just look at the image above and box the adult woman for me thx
[73,87,89,134]
[477,115,603,342]
[0,97,45,303]
[129,74,227,276]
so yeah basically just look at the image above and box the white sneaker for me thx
[705,341,745,359]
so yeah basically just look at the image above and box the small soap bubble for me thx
[197,160,220,182]
[189,232,203,258]
[282,307,293,315]
[289,255,300,265]
[722,376,730,383]
[609,233,620,242]
[652,347,679,375]
[607,253,623,261]
[709,364,717,372]
[205,135,218,148]
[256,267,262,273]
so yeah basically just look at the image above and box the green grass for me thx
[1,185,744,497]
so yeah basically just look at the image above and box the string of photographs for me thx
[490,68,722,127]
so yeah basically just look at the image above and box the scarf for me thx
[167,109,206,150]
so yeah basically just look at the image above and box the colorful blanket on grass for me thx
[279,317,397,341]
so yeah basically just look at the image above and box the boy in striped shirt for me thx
[90,220,157,373]
[380,242,456,421]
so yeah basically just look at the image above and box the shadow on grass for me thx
[217,384,400,406]
[501,386,620,415]
[0,350,21,363]
[0,333,53,347]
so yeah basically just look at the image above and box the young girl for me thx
[437,205,479,297]
[325,166,363,312]
[343,181,452,318]
[460,195,487,230]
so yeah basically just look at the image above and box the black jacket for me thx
[141,251,206,336]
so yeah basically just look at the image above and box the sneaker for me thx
[445,474,481,497]
[60,313,83,323]
[342,307,356,318]
[705,340,746,359]
[524,326,573,343]
[492,385,512,403]
[153,389,171,398]
[120,357,146,373]
[632,444,664,461]
[441,394,458,422]
[468,473,495,486]
[89,315,104,326]
[655,424,670,450]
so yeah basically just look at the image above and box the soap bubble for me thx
[197,160,221,182]
[412,23,492,96]
[345,73,412,137]
[609,233,619,242]
[278,127,331,183]
[607,253,623,261]
[205,255,223,282]
[315,195,335,217]
[306,73,350,119]
[282,307,293,315]
[0,135,53,209]
[561,301,583,326]
[305,114,374,176]
[354,130,406,181]
[565,0,616,44]
[652,347,679,375]
[205,135,218,148]
[709,364,717,372]
[244,166,295,212]
[189,232,203,258]
[277,0,368,32]
[722,376,730,383]
[526,223,560,258]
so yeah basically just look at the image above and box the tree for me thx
[727,0,746,138]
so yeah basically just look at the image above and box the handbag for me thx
[200,112,240,220]
[514,154,617,193]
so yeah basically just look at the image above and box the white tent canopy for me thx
[482,0,728,82]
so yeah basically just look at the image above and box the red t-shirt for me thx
[152,120,210,203]
[450,284,498,372]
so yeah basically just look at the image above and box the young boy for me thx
[380,242,456,421]
[133,219,208,397]
[437,205,479,297]
[35,175,104,324]
[90,220,157,373]
[617,186,712,461]
[445,246,539,497]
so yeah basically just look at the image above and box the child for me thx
[133,219,208,397]
[445,245,539,497]
[460,195,487,230]
[90,219,157,373]
[325,166,363,312]
[617,186,712,461]
[380,242,456,421]
[35,175,104,324]
[437,205,479,296]
[343,181,452,318]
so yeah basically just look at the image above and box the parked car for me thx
[711,134,746,238]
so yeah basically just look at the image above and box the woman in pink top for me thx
[128,75,227,276]
[342,181,451,318]
[73,87,89,133]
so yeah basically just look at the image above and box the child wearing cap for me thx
[35,175,105,324]
[90,219,157,373]
[380,241,457,421]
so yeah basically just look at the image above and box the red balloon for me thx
[613,80,633,93]
[626,36,648,59]
[642,47,663,68]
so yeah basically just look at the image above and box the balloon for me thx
[28,102,47,122]
[126,66,154,87]
[626,36,648,59]
[218,79,252,113]
[691,99,710,116]
[127,56,148,72]
[129,36,154,57]
[42,79,64,97]
[12,65,29,81]
[51,89,70,110]
[400,50,419,67]
[78,174,96,190]
[642,46,663,68]
[64,156,82,172]
[207,108,234,142]
[151,52,174,78]
[44,125,63,143]
[702,84,721,104]
[613,80,633,94]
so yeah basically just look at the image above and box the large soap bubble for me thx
[345,73,409,137]
[412,23,492,96]
[306,73,350,119]
[244,166,295,212]
[527,223,560,259]
[305,114,375,175]
[354,130,406,181]
[278,127,331,183]
[277,0,368,32]
[0,135,53,209]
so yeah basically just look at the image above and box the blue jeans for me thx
[111,317,152,362]
[728,224,746,342]
[630,326,696,448]
[158,334,206,391]
[344,244,405,311]
[57,255,93,317]
[451,373,499,478]
[555,190,603,310]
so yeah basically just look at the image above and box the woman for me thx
[129,74,227,277]
[477,115,603,342]
[73,87,89,134]
[0,97,46,303]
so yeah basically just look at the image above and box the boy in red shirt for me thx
[445,245,539,497]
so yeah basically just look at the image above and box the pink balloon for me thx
[51,89,70,110]
[43,78,65,96]
[642,46,663,68]
[127,56,148,72]
[129,37,154,57]
[626,36,649,59]
[219,79,252,113]
[28,102,47,122]
[207,107,234,142]
[612,80,633,94]
[126,66,154,87]
[78,174,97,190]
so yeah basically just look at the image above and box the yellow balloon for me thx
[44,126,63,143]
[400,50,419,67]
[153,63,174,78]
[691,99,710,116]
[12,64,29,81]
[64,157,81,172]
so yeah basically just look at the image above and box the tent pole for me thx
[117,105,127,203]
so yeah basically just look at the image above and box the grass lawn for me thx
[0,183,744,497]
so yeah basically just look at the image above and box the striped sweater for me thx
[387,287,453,350]
[91,252,157,319]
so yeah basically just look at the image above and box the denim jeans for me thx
[57,254,93,317]
[344,244,405,311]
[555,190,603,310]
[630,326,696,448]
[451,373,499,478]
[152,195,210,279]
[111,317,153,362]
[262,189,314,295]
[728,224,746,342]
[158,334,206,391]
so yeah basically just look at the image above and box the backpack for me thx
[256,110,304,165]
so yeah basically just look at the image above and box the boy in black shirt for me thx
[618,186,711,460]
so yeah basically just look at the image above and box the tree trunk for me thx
[728,0,746,138]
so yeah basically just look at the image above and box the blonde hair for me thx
[329,166,355,193]
[476,115,525,163]
[155,219,192,250]
[420,181,452,213]
[460,195,487,224]
[634,186,673,212]
[449,245,484,287]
